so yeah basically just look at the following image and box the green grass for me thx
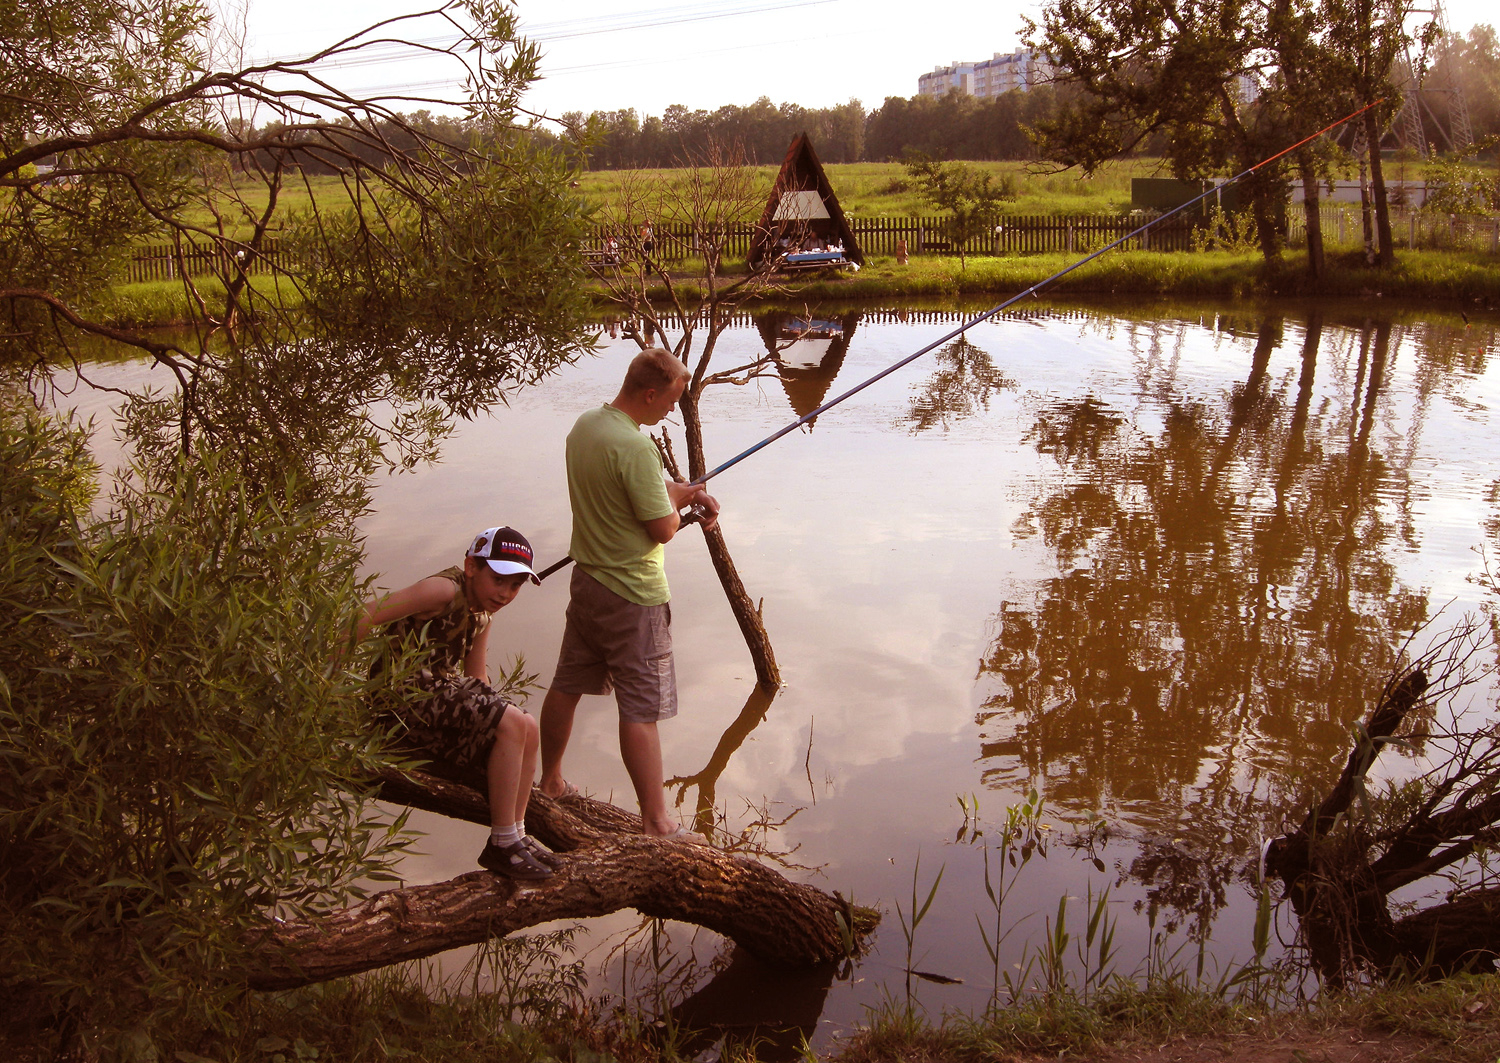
[166,173,353,242]
[831,974,1500,1062]
[99,246,1500,333]
[27,962,1489,1063]
[147,152,1500,247]
[98,274,306,330]
[653,248,1500,304]
[151,159,1184,250]
[575,159,1156,218]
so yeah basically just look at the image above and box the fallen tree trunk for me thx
[242,769,866,990]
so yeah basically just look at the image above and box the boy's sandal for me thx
[522,835,567,869]
[478,839,554,881]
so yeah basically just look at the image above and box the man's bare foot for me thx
[647,825,710,846]
[539,778,579,799]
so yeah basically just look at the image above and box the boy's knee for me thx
[496,704,531,740]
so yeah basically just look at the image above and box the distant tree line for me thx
[208,23,1495,174]
[532,24,1499,170]
[554,98,869,168]
[546,90,1071,167]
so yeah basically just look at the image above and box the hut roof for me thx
[749,133,863,268]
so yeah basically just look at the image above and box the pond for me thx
[61,297,1500,1049]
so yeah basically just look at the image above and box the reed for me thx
[895,852,946,1009]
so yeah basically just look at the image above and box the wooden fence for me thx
[583,214,1203,262]
[692,305,1086,331]
[126,207,1498,282]
[126,238,294,283]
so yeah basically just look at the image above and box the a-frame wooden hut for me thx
[748,133,864,271]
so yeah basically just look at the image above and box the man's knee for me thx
[541,687,583,714]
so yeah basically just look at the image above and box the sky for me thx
[231,0,1496,123]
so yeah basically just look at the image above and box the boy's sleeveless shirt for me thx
[565,404,674,606]
[388,566,490,676]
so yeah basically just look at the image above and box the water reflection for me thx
[667,682,780,840]
[754,310,861,427]
[665,948,836,1063]
[973,310,1465,938]
[58,298,1500,1031]
[903,333,1017,432]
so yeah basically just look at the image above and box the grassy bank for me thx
[833,974,1500,1062]
[613,249,1500,308]
[24,963,1491,1063]
[576,160,1152,217]
[98,275,306,330]
[98,249,1500,332]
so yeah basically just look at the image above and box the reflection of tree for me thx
[667,683,778,839]
[665,946,835,1063]
[904,334,1016,432]
[977,313,1436,940]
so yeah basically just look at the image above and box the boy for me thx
[358,526,562,881]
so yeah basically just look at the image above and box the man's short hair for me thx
[623,347,690,395]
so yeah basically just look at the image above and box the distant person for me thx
[640,219,655,256]
[538,348,719,843]
[358,527,563,881]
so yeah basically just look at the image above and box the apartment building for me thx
[917,49,1052,98]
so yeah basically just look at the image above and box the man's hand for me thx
[666,481,720,533]
[686,491,720,532]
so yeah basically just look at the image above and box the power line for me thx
[252,0,843,72]
[322,29,847,99]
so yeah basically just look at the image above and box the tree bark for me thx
[1245,167,1285,265]
[244,834,848,990]
[1364,108,1395,267]
[238,769,862,990]
[1297,150,1325,279]
[700,525,781,687]
[675,386,781,687]
[1391,886,1500,974]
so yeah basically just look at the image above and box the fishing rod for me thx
[537,98,1382,583]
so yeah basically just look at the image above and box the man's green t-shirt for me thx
[566,404,674,605]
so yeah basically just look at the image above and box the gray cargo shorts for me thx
[550,566,677,723]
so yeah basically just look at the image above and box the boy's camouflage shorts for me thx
[387,669,513,773]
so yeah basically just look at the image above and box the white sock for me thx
[490,824,520,848]
[516,823,528,840]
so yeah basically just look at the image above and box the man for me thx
[538,347,719,841]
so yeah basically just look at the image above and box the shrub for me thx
[0,409,412,1058]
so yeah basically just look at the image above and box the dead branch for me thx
[1265,622,1500,981]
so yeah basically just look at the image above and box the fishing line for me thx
[537,99,1382,581]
